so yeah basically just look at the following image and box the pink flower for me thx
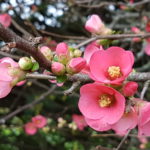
[85,15,105,34]
[0,13,11,27]
[146,21,150,32]
[138,102,150,136]
[131,27,141,33]
[72,114,87,131]
[32,115,47,128]
[24,122,37,135]
[144,42,150,56]
[82,42,103,75]
[0,57,22,98]
[122,81,138,97]
[78,83,125,131]
[89,47,134,84]
[51,62,65,76]
[66,57,86,74]
[112,107,138,135]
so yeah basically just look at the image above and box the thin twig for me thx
[64,81,81,95]
[75,33,150,48]
[140,80,150,99]
[0,86,56,124]
[115,130,131,150]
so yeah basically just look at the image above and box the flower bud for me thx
[19,57,33,71]
[85,14,105,34]
[51,62,65,76]
[74,49,82,57]
[40,46,52,60]
[56,42,70,64]
[66,57,86,74]
[122,81,138,97]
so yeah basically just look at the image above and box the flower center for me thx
[107,66,122,79]
[99,94,112,107]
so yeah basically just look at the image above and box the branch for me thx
[0,86,56,124]
[140,80,150,99]
[75,33,150,48]
[0,24,51,70]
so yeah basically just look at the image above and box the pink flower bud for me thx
[56,42,69,56]
[122,81,138,96]
[40,46,52,60]
[85,15,105,34]
[0,13,11,27]
[51,62,65,76]
[131,27,141,33]
[66,57,86,74]
[56,42,70,64]
[32,115,47,128]
[24,122,37,135]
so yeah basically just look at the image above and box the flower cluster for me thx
[78,45,150,136]
[40,42,86,85]
[24,115,47,135]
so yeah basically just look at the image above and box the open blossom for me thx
[0,13,11,27]
[24,122,37,135]
[0,57,25,98]
[111,107,138,135]
[32,115,47,128]
[138,102,150,136]
[72,114,87,131]
[122,81,138,97]
[78,83,125,131]
[85,15,104,34]
[89,47,134,84]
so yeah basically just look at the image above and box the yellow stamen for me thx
[108,66,122,79]
[99,94,112,107]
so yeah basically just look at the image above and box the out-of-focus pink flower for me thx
[144,42,150,56]
[89,47,134,84]
[40,46,52,60]
[146,21,150,32]
[32,115,47,128]
[0,13,11,27]
[0,57,25,98]
[112,107,138,135]
[129,0,134,3]
[66,57,86,74]
[138,102,150,136]
[131,27,141,34]
[24,122,37,135]
[138,137,148,149]
[85,15,105,34]
[122,81,138,97]
[72,114,87,131]
[82,42,103,75]
[51,62,65,76]
[78,83,125,131]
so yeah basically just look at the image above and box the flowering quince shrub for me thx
[1,6,150,149]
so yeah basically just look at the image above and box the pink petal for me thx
[85,117,111,131]
[0,81,12,98]
[144,42,150,56]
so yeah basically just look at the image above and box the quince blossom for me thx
[89,47,134,84]
[78,83,125,131]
